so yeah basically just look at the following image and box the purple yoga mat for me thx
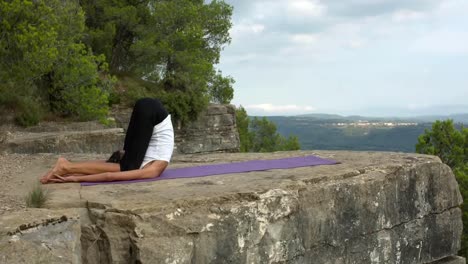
[81,155,338,186]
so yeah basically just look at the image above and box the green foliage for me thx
[0,0,115,123]
[416,120,466,168]
[416,120,468,257]
[209,70,235,104]
[81,0,233,123]
[236,106,252,152]
[250,117,281,152]
[49,45,112,121]
[15,97,44,127]
[278,135,301,151]
[1,0,234,125]
[235,106,301,152]
[25,183,49,208]
[0,0,58,113]
[0,0,58,84]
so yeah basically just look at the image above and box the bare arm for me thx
[51,161,168,183]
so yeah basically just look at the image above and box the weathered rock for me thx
[0,151,459,263]
[22,121,117,133]
[173,104,240,154]
[113,104,240,154]
[431,256,467,264]
[2,104,240,154]
[2,129,125,154]
[0,131,11,144]
[0,209,82,264]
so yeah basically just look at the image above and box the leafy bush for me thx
[416,120,465,168]
[16,110,41,127]
[416,120,468,257]
[236,106,301,152]
[0,0,115,124]
[208,70,234,104]
[25,183,49,208]
[49,45,113,121]
[63,85,110,121]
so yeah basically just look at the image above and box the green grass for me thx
[24,183,49,208]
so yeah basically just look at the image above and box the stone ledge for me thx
[0,209,82,264]
[430,256,466,264]
[0,151,464,263]
[1,104,240,154]
[2,129,125,154]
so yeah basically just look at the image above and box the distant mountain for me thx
[409,113,468,123]
[261,113,467,153]
[293,113,468,124]
[296,113,344,120]
[346,104,468,118]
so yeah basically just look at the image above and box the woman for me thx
[41,98,174,184]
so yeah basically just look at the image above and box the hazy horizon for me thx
[244,103,468,117]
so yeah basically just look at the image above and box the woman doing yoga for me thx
[41,98,174,184]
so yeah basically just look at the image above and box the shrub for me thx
[62,85,110,121]
[25,183,49,208]
[15,97,44,127]
[208,70,234,104]
[48,45,113,121]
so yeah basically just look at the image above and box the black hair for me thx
[107,150,124,163]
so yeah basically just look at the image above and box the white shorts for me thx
[140,115,174,169]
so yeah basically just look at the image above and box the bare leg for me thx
[41,157,120,183]
[64,160,120,175]
[48,161,168,184]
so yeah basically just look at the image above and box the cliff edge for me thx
[0,151,464,263]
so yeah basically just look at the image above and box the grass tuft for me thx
[25,183,49,208]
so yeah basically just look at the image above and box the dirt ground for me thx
[0,153,108,215]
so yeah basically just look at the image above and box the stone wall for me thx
[113,104,240,154]
[0,151,465,263]
[1,104,240,154]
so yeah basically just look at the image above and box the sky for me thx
[217,0,468,116]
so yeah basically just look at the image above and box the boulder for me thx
[0,209,82,264]
[0,151,461,263]
[173,104,240,154]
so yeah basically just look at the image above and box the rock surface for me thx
[2,129,125,154]
[173,104,240,154]
[0,151,464,263]
[0,209,82,264]
[1,104,240,154]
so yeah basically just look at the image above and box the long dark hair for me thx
[107,150,124,163]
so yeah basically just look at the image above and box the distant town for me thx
[331,121,418,127]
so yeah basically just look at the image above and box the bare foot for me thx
[40,157,70,184]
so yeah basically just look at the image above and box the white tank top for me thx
[140,115,174,168]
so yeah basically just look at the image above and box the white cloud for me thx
[246,104,316,113]
[346,39,366,48]
[407,103,431,110]
[230,22,265,37]
[287,0,326,17]
[221,0,468,115]
[220,53,258,64]
[290,33,319,45]
[411,30,468,54]
[392,10,426,22]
